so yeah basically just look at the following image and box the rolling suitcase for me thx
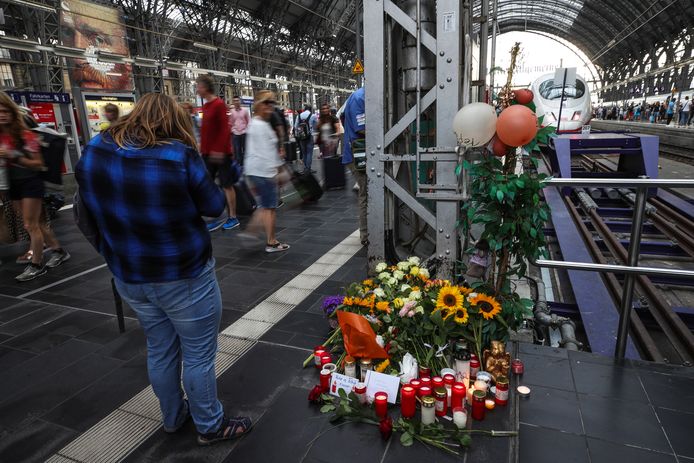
[322,156,346,190]
[234,180,257,216]
[290,167,323,203]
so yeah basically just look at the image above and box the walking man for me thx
[342,87,368,246]
[229,96,250,165]
[679,96,690,127]
[196,75,239,231]
[295,104,317,173]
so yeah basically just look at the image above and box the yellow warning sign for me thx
[352,59,364,74]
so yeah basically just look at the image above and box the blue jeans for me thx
[233,133,246,165]
[679,112,689,126]
[115,258,223,434]
[299,139,314,171]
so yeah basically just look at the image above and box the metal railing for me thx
[535,177,694,360]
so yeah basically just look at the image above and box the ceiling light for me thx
[193,42,218,52]
[105,72,122,77]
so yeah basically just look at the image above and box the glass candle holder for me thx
[452,407,467,429]
[374,391,388,418]
[471,390,486,420]
[451,382,466,408]
[418,385,432,398]
[421,396,436,425]
[400,385,416,419]
[320,369,331,393]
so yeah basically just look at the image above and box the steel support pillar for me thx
[364,0,463,278]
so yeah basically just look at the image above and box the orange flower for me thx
[376,301,391,313]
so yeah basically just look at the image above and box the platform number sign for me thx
[352,58,364,75]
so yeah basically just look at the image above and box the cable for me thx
[590,0,678,62]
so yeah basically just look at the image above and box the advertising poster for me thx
[82,93,136,139]
[61,0,133,90]
[28,103,58,128]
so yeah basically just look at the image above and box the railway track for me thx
[543,153,694,365]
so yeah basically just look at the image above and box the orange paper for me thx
[337,310,389,360]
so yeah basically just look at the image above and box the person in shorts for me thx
[243,91,288,253]
[196,75,239,231]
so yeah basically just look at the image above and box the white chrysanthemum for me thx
[397,261,411,271]
[408,256,421,266]
[400,284,411,292]
[419,268,430,279]
[388,278,397,286]
[410,290,422,300]
[393,270,405,280]
[373,287,386,298]
[415,305,424,314]
[378,272,391,281]
[375,262,387,273]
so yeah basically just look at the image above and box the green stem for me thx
[302,328,343,368]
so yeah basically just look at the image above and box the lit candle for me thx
[314,348,326,368]
[420,377,432,390]
[409,379,422,394]
[421,396,436,425]
[485,399,496,410]
[353,382,368,404]
[400,385,416,419]
[418,385,432,398]
[451,382,466,409]
[467,383,475,404]
[471,390,486,421]
[452,407,467,429]
[432,376,444,389]
[474,379,488,394]
[419,366,431,379]
[443,374,455,407]
[320,354,332,368]
[434,387,448,417]
[319,369,331,393]
[374,391,388,418]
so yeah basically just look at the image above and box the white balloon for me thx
[452,102,497,148]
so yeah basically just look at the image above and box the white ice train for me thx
[531,73,592,132]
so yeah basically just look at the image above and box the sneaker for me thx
[265,242,290,253]
[163,400,190,433]
[222,217,240,230]
[207,218,226,232]
[277,200,285,209]
[197,416,252,446]
[16,263,47,282]
[45,249,71,268]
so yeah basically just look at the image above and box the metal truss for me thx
[365,0,463,277]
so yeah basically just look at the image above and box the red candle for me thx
[319,369,331,393]
[443,374,456,387]
[434,387,448,417]
[314,348,326,368]
[320,354,332,368]
[471,390,486,420]
[374,391,388,418]
[511,358,524,375]
[400,385,416,419]
[432,376,444,389]
[451,382,466,409]
[418,385,432,398]
[419,366,431,379]
[409,379,422,394]
[420,377,432,390]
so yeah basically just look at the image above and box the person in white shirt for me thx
[679,96,690,127]
[243,90,289,253]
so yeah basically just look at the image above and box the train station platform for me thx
[1,174,694,462]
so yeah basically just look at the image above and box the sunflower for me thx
[436,286,463,312]
[470,293,502,320]
[439,307,454,320]
[343,297,354,306]
[376,301,391,313]
[453,307,469,324]
[362,279,374,287]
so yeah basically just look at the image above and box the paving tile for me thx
[639,371,694,414]
[656,408,694,458]
[259,328,295,346]
[224,387,330,463]
[38,310,110,338]
[0,300,44,323]
[578,394,671,453]
[587,437,677,463]
[519,342,568,359]
[303,420,388,463]
[519,424,589,463]
[287,332,333,351]
[571,360,648,402]
[569,349,633,368]
[1,327,72,354]
[518,352,575,391]
[0,338,102,399]
[0,418,78,463]
[0,345,36,370]
[0,305,71,336]
[77,318,139,345]
[272,311,333,339]
[42,354,149,433]
[519,384,583,434]
[0,353,123,433]
[96,327,147,361]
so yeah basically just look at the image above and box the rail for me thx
[535,177,694,360]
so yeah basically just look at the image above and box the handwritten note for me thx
[329,373,359,397]
[365,370,400,404]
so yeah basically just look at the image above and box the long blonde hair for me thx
[108,93,197,150]
[0,91,29,148]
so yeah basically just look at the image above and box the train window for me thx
[539,79,586,100]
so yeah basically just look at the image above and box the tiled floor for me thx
[2,166,694,462]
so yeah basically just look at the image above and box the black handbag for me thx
[73,189,101,252]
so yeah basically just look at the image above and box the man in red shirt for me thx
[196,75,239,231]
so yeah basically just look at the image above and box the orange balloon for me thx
[496,105,538,147]
[513,89,534,105]
[492,136,510,157]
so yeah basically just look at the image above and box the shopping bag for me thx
[337,310,389,360]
